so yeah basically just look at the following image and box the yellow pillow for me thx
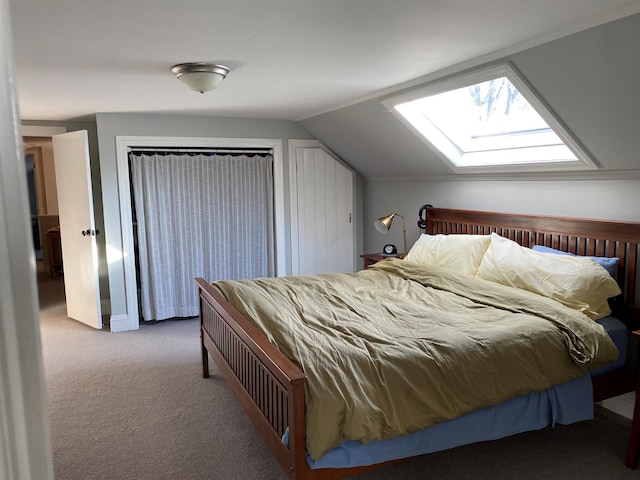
[404,234,491,276]
[476,233,621,320]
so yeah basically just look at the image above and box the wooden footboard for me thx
[196,278,401,480]
[195,278,307,479]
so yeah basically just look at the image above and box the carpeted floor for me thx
[37,267,638,480]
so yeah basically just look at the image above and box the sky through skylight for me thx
[387,64,596,172]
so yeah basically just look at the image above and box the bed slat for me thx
[203,294,290,437]
[425,207,640,321]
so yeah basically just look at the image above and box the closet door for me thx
[291,143,354,275]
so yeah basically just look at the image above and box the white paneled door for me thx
[291,144,354,275]
[52,131,102,329]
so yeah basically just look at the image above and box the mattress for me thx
[294,315,628,469]
[591,316,628,376]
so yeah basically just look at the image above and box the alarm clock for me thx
[382,243,398,256]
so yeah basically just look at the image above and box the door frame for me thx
[1,56,55,480]
[21,126,67,219]
[288,139,357,274]
[115,136,285,331]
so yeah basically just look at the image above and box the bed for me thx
[195,206,640,479]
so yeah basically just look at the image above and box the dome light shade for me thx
[171,63,230,93]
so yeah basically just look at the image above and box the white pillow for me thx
[476,233,621,320]
[404,234,491,276]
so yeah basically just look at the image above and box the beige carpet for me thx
[37,267,637,480]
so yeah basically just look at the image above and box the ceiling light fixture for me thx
[171,63,230,93]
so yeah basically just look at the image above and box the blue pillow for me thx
[531,245,619,278]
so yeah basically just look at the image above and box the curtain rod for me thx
[128,147,271,155]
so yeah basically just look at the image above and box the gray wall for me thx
[299,14,640,257]
[363,176,640,255]
[95,113,316,319]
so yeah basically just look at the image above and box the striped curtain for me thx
[130,151,274,321]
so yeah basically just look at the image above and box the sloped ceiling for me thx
[301,13,640,179]
[10,1,640,178]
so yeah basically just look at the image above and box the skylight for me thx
[383,63,597,173]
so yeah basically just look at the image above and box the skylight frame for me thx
[382,63,598,174]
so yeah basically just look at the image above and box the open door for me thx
[52,130,102,329]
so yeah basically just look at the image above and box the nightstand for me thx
[627,329,640,468]
[360,253,397,268]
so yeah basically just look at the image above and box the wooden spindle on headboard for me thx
[424,206,640,325]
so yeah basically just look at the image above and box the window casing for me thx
[382,63,597,174]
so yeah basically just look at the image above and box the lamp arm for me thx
[396,214,407,255]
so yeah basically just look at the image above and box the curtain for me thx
[130,152,274,321]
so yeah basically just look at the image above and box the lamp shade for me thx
[171,63,230,93]
[374,212,407,254]
[374,214,395,233]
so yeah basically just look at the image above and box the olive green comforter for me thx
[212,259,618,461]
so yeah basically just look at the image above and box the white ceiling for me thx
[9,0,640,122]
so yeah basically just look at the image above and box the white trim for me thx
[115,136,285,330]
[20,125,66,137]
[1,3,54,474]
[382,63,597,174]
[114,139,137,331]
[108,314,133,333]
[364,168,640,183]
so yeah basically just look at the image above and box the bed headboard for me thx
[422,206,640,325]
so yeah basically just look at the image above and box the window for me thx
[383,63,597,173]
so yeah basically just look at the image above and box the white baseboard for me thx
[599,392,635,419]
[109,314,139,332]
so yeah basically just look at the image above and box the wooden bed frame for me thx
[195,206,640,480]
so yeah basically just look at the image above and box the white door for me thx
[52,130,102,329]
[291,145,354,275]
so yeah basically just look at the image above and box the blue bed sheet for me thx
[285,315,628,470]
[305,375,592,469]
